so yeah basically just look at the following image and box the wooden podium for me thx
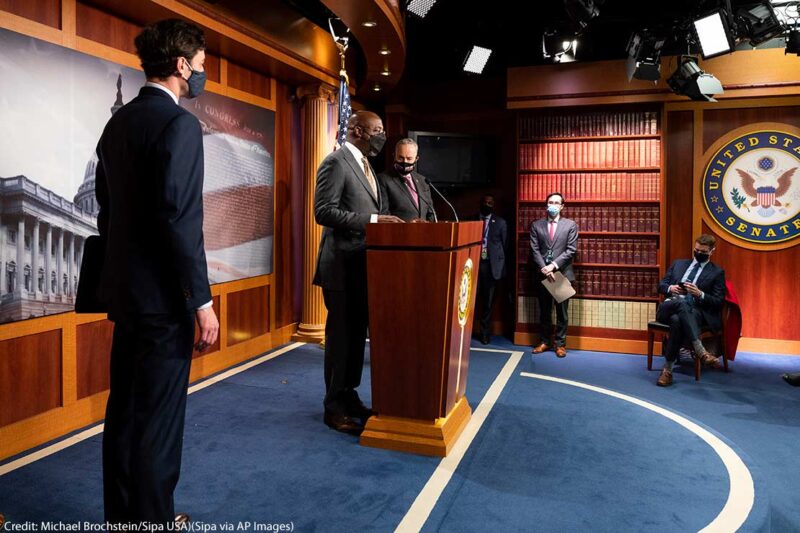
[360,221,483,456]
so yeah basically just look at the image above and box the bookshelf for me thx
[515,107,664,347]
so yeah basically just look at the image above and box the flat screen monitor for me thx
[408,131,494,187]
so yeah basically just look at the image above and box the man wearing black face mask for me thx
[655,234,725,387]
[377,138,436,222]
[314,111,404,435]
[92,19,217,524]
[474,195,507,344]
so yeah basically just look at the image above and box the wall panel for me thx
[227,285,269,346]
[75,1,138,53]
[76,319,112,399]
[665,111,695,265]
[0,0,61,29]
[0,330,62,426]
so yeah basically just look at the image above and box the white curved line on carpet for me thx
[396,348,525,533]
[520,372,755,533]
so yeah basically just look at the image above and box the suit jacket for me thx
[313,146,386,291]
[658,259,725,331]
[475,213,508,280]
[94,86,211,318]
[377,168,436,222]
[529,217,578,282]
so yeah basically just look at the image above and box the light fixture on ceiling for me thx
[407,0,438,18]
[626,31,665,81]
[542,29,578,63]
[463,45,492,74]
[736,1,785,45]
[667,55,724,102]
[379,48,391,55]
[361,21,377,28]
[693,10,736,58]
[372,83,381,92]
[380,69,391,77]
[786,29,800,54]
[563,0,601,30]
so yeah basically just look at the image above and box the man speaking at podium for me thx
[314,111,404,435]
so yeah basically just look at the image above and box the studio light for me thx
[693,10,735,58]
[736,2,785,45]
[564,0,601,30]
[626,32,665,81]
[463,45,492,74]
[407,0,437,18]
[786,29,800,54]
[667,56,724,102]
[542,29,578,63]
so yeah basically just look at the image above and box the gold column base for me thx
[292,323,326,343]
[360,396,472,457]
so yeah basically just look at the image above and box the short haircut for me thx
[696,234,716,248]
[134,19,206,79]
[546,192,565,204]
[395,138,418,151]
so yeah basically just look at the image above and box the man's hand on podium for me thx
[377,215,405,223]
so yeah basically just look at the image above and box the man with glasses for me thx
[530,192,578,358]
[655,234,725,387]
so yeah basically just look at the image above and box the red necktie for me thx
[549,221,556,241]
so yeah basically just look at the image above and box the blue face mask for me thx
[183,60,206,99]
[546,205,561,217]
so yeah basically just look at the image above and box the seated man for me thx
[656,234,725,387]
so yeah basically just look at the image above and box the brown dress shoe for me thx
[555,346,567,358]
[699,352,721,368]
[324,411,364,435]
[657,368,673,387]
[532,343,551,354]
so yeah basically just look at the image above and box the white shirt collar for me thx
[145,81,179,105]
[344,141,366,165]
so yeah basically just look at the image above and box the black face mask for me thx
[480,204,493,216]
[394,161,416,175]
[366,132,387,157]
[694,251,710,263]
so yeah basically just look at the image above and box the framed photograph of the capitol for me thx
[0,27,275,325]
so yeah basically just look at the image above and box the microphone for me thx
[424,177,459,222]
[416,183,438,222]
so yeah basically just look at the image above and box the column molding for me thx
[293,83,336,343]
[32,218,40,295]
[16,217,25,294]
[44,225,52,296]
[57,229,64,296]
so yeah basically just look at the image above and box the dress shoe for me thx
[175,514,191,531]
[555,346,567,358]
[783,373,800,387]
[532,343,551,354]
[699,352,721,368]
[343,391,375,422]
[657,368,673,387]
[324,411,364,435]
[480,333,490,345]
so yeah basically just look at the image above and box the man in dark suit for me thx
[94,19,218,525]
[314,111,404,435]
[475,194,507,344]
[377,138,436,222]
[530,192,578,358]
[655,234,725,387]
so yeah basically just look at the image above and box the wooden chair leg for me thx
[647,330,654,370]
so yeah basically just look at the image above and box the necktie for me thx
[683,262,702,305]
[549,220,556,241]
[404,174,419,208]
[362,156,377,199]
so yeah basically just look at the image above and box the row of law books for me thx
[517,206,660,234]
[517,237,658,266]
[518,139,661,170]
[517,296,657,331]
[518,172,661,202]
[519,111,659,139]
[518,266,659,298]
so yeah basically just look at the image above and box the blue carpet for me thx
[1,338,795,530]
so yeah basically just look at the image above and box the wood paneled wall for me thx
[0,0,304,460]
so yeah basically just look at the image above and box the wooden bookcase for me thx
[514,106,665,350]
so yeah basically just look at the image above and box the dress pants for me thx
[321,252,369,416]
[536,279,569,346]
[656,297,703,363]
[477,259,498,337]
[103,312,194,524]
